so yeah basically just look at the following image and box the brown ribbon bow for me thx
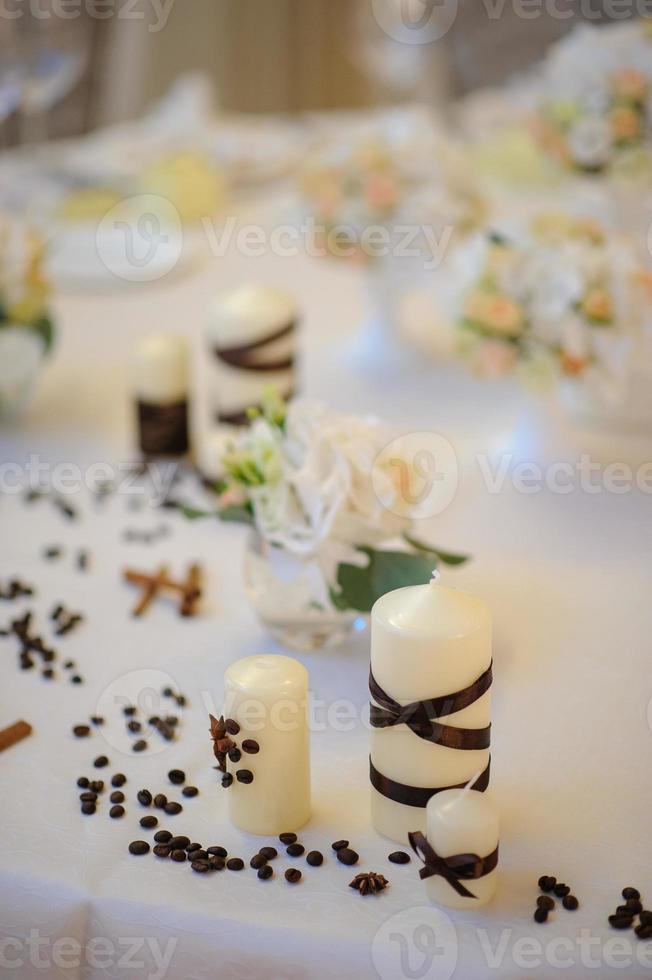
[369,661,493,751]
[408,831,499,900]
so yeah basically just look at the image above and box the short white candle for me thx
[423,787,499,909]
[370,577,492,843]
[223,654,311,835]
[205,284,298,425]
[130,333,189,456]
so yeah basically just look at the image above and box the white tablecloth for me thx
[1,195,652,980]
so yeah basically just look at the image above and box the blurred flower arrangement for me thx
[533,22,652,175]
[455,212,652,400]
[299,134,484,263]
[187,392,467,647]
[0,216,55,418]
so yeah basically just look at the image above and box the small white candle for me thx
[205,284,298,425]
[130,333,189,456]
[422,787,499,909]
[370,577,492,843]
[223,654,311,835]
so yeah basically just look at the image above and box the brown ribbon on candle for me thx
[369,661,492,751]
[408,830,499,900]
[214,321,296,372]
[137,400,189,456]
[369,756,490,809]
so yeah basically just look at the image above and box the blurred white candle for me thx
[424,788,499,909]
[130,333,189,456]
[370,578,492,843]
[223,654,311,835]
[205,284,298,425]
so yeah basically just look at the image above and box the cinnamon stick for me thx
[0,720,32,753]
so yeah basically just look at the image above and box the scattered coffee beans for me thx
[73,725,91,738]
[227,858,244,871]
[110,791,125,804]
[236,770,253,784]
[182,786,198,798]
[140,815,158,829]
[563,895,579,911]
[250,853,267,869]
[331,840,348,852]
[94,756,109,768]
[286,843,305,857]
[137,789,152,807]
[81,801,96,815]
[109,805,125,819]
[170,849,187,862]
[154,794,167,809]
[111,774,126,787]
[537,896,555,911]
[153,845,171,858]
[154,830,172,844]
[306,851,323,867]
[623,888,641,901]
[242,740,259,754]
[279,833,297,845]
[164,802,182,816]
[128,841,150,856]
[260,847,278,860]
[285,868,302,884]
[168,769,185,784]
[534,907,549,924]
[337,848,359,867]
[207,846,227,858]
[132,740,147,752]
[170,836,190,850]
[258,865,273,880]
[388,851,410,865]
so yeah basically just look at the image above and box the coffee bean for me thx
[534,908,548,924]
[71,676,83,685]
[154,830,173,844]
[225,719,240,735]
[176,695,187,708]
[153,845,171,858]
[110,805,125,819]
[623,887,641,901]
[168,769,185,785]
[563,895,579,911]
[553,884,570,898]
[227,858,244,871]
[250,853,267,869]
[191,861,210,873]
[616,905,632,916]
[242,739,260,754]
[640,911,652,927]
[193,850,209,861]
[286,843,305,857]
[627,899,643,915]
[77,777,90,788]
[154,794,167,809]
[128,841,150,855]
[538,875,556,892]
[279,833,297,845]
[236,770,253,784]
[636,924,652,940]
[42,668,54,680]
[186,843,201,853]
[258,865,273,880]
[285,868,302,884]
[94,756,109,768]
[170,849,187,863]
[609,915,634,929]
[90,781,104,793]
[110,791,125,804]
[336,848,359,867]
[209,856,226,870]
[388,851,410,865]
[90,716,104,727]
[137,789,152,807]
[170,836,190,850]
[537,896,555,911]
[182,786,198,798]
[207,846,228,857]
[73,725,91,738]
[228,748,242,763]
[306,851,323,867]
[259,847,278,860]
[127,721,141,733]
[331,840,349,852]
[132,740,147,752]
[80,791,97,802]
[140,815,158,829]
[164,802,182,815]
[111,774,126,787]
[221,774,233,788]
[81,801,96,815]
[162,687,173,697]
[123,706,137,717]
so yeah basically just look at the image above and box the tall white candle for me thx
[223,654,311,835]
[205,284,298,425]
[422,787,499,909]
[130,333,189,456]
[370,578,492,843]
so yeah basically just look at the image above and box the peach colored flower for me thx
[474,339,518,377]
[465,291,524,338]
[363,174,399,213]
[613,68,647,103]
[560,353,588,377]
[611,106,641,142]
[581,288,613,323]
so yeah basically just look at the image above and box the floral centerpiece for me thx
[452,212,652,403]
[188,392,467,650]
[533,22,652,176]
[0,216,55,419]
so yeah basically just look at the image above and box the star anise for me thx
[209,714,236,772]
[349,872,389,896]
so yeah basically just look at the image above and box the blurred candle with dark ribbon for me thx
[130,333,190,457]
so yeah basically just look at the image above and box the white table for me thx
[1,194,652,980]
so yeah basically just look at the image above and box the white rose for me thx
[567,117,613,169]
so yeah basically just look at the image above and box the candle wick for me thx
[460,769,484,800]
[430,569,441,585]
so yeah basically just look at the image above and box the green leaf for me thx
[31,316,55,355]
[330,547,438,613]
[181,505,219,520]
[218,504,254,525]
[403,533,470,566]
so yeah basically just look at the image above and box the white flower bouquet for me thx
[187,392,467,646]
[0,216,55,418]
[533,21,652,176]
[452,213,652,402]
